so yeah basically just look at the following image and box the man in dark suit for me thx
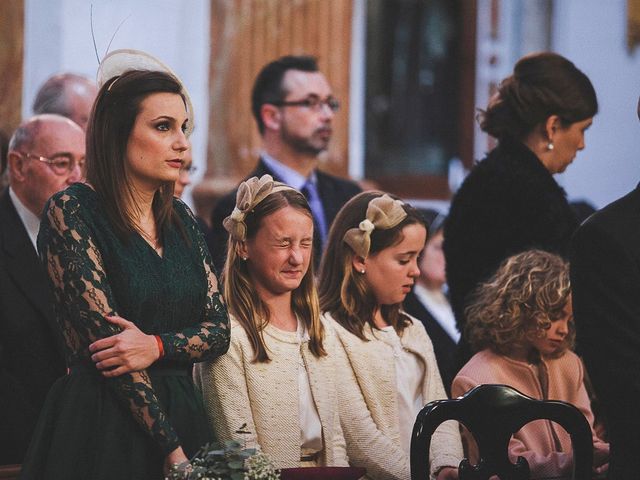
[570,98,640,479]
[0,114,84,464]
[208,55,361,272]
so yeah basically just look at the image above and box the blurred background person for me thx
[444,52,597,367]
[32,73,98,131]
[0,114,84,464]
[173,148,212,240]
[0,129,9,190]
[403,209,458,395]
[173,149,195,199]
[208,55,361,272]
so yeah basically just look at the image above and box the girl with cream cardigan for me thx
[318,191,463,480]
[194,175,348,469]
[452,250,609,479]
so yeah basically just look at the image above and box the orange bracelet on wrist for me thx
[154,335,165,360]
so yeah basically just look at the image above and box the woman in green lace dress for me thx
[19,69,230,479]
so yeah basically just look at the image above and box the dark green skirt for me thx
[20,367,212,480]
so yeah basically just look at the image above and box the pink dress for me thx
[452,349,608,479]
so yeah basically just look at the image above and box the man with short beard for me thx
[208,56,361,272]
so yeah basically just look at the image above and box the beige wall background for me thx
[0,0,24,138]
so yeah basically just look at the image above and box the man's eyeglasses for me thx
[21,152,85,176]
[271,96,340,113]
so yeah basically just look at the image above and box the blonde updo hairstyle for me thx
[464,249,574,358]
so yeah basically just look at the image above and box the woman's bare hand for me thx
[164,446,190,476]
[89,315,160,376]
[436,466,458,480]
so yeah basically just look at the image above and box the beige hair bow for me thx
[223,174,295,241]
[343,194,407,258]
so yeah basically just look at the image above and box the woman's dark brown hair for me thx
[86,70,186,243]
[479,52,597,141]
[318,191,426,340]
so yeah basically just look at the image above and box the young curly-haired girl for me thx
[452,249,608,479]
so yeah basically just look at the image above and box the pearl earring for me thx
[242,256,248,261]
[360,269,366,274]
[547,142,554,151]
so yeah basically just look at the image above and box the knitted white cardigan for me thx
[323,312,463,480]
[193,316,349,469]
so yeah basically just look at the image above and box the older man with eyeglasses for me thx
[208,55,361,272]
[0,113,84,464]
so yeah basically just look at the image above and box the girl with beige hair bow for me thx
[318,191,463,480]
[194,175,349,470]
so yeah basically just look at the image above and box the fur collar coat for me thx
[444,139,578,336]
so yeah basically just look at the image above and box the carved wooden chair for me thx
[410,384,593,480]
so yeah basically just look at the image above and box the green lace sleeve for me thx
[157,201,230,361]
[39,192,180,455]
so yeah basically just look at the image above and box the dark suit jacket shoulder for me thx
[207,159,361,272]
[0,188,65,463]
[314,168,362,227]
[403,291,457,395]
[571,185,640,479]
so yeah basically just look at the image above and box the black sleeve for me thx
[571,219,640,433]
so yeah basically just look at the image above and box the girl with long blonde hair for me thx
[194,175,348,469]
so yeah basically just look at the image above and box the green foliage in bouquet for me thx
[166,425,280,480]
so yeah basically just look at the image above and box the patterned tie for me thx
[301,179,328,248]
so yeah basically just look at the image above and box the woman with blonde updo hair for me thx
[194,175,349,470]
[444,52,598,366]
[452,250,609,479]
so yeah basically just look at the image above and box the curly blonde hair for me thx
[464,250,574,357]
